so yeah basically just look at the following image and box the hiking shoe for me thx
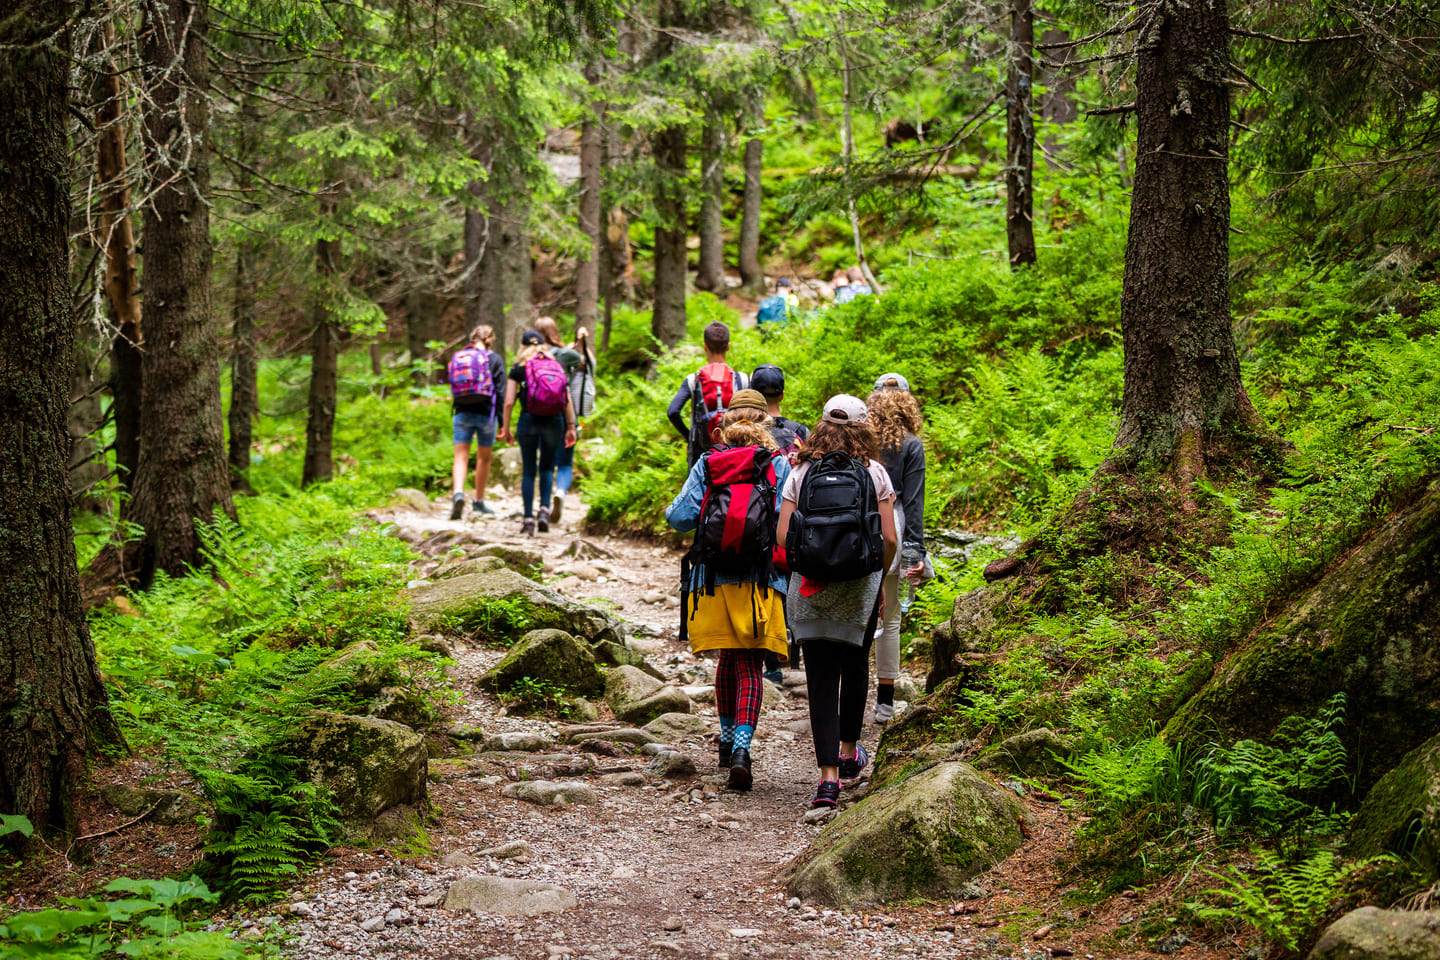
[551,493,564,523]
[718,741,733,770]
[449,491,465,521]
[838,744,869,781]
[810,780,841,808]
[521,517,536,537]
[536,506,550,533]
[763,668,784,686]
[874,702,895,724]
[473,499,495,516]
[727,748,753,791]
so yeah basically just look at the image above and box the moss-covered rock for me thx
[367,686,438,729]
[316,640,405,699]
[473,543,544,576]
[98,785,205,825]
[973,728,1075,778]
[476,629,604,697]
[1347,730,1440,877]
[1167,481,1440,793]
[616,688,692,726]
[408,567,624,646]
[782,761,1030,907]
[927,587,997,693]
[592,639,664,679]
[432,556,506,580]
[281,711,428,842]
[644,713,711,740]
[604,665,663,710]
[1308,906,1440,960]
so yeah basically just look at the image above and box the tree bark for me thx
[96,19,142,493]
[119,0,234,584]
[651,124,689,349]
[0,0,124,838]
[1005,0,1037,267]
[575,63,603,340]
[302,199,341,488]
[738,94,764,294]
[694,115,727,295]
[1111,0,1264,478]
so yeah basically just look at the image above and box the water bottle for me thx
[899,541,923,614]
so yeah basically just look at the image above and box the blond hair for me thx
[867,388,923,453]
[517,343,547,364]
[718,408,777,451]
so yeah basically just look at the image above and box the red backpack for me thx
[689,362,737,452]
[524,351,570,416]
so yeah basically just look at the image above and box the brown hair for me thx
[718,407,778,451]
[535,316,564,348]
[847,266,865,283]
[703,321,730,353]
[866,388,923,454]
[468,325,495,348]
[798,419,878,463]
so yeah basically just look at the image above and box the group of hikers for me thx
[756,266,874,330]
[664,320,928,809]
[446,309,929,810]
[446,316,596,534]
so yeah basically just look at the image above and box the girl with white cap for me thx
[776,395,898,808]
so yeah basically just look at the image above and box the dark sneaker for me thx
[521,517,536,537]
[551,493,564,523]
[838,744,869,781]
[449,491,465,520]
[810,780,841,808]
[536,506,550,533]
[474,500,495,516]
[763,668,784,686]
[727,748,753,791]
[718,742,733,770]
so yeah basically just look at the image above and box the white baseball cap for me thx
[821,394,869,425]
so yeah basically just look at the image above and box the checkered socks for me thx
[719,718,736,746]
[733,725,754,751]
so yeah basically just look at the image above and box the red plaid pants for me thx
[715,649,766,727]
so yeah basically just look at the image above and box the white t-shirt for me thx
[783,458,896,505]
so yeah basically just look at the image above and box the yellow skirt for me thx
[685,582,788,661]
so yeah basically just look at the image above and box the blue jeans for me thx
[517,411,564,517]
[555,436,575,494]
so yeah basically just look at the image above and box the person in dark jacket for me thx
[666,321,749,467]
[867,373,927,723]
[750,364,809,458]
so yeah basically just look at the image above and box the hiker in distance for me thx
[776,395,897,808]
[498,329,578,536]
[447,325,506,520]
[756,277,800,333]
[667,321,749,468]
[666,390,792,792]
[868,373,930,723]
[533,317,591,523]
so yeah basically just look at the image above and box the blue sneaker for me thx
[838,744,869,781]
[811,780,840,808]
[763,668,784,686]
[473,499,495,516]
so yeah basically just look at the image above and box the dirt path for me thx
[245,485,1226,960]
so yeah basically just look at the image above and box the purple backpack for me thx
[524,351,569,416]
[448,347,495,400]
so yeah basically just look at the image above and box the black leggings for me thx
[803,636,872,769]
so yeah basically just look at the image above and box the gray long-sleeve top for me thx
[881,433,925,547]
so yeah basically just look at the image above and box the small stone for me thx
[442,851,475,867]
[641,590,665,604]
[611,866,637,878]
[729,928,763,938]
[479,841,533,860]
[416,893,443,907]
[384,908,407,924]
[648,752,698,779]
[289,902,316,918]
[1001,780,1026,796]
[802,807,836,825]
[786,898,802,910]
[600,772,647,787]
[360,916,385,932]
[663,915,684,931]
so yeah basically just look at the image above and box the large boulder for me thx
[280,711,427,841]
[927,587,997,693]
[605,666,691,725]
[782,761,1030,908]
[1347,731,1440,877]
[1307,907,1440,960]
[367,686,437,729]
[477,629,604,697]
[644,713,711,740]
[1167,481,1440,793]
[408,567,625,646]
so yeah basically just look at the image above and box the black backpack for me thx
[786,452,884,582]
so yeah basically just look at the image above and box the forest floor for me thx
[14,482,1247,960]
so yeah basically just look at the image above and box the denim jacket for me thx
[665,448,791,593]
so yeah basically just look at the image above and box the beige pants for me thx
[874,503,904,682]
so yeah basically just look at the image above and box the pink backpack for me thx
[447,347,494,400]
[524,351,569,416]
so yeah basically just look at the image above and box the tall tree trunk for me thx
[1112,0,1263,479]
[1005,0,1037,267]
[462,114,493,357]
[835,14,881,294]
[227,242,258,491]
[738,95,764,294]
[694,115,727,294]
[119,0,233,585]
[651,124,688,349]
[227,95,260,492]
[498,195,532,347]
[302,196,341,488]
[96,19,141,493]
[575,63,603,340]
[1,0,124,838]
